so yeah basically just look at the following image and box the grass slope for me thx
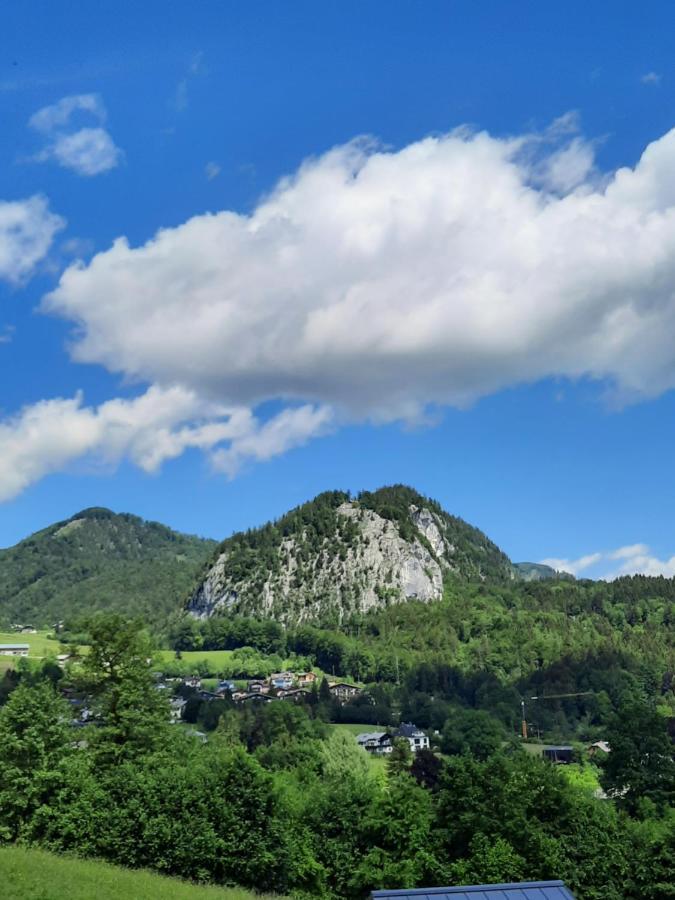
[0,630,86,672]
[0,846,275,900]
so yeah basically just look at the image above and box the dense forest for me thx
[0,617,672,900]
[0,508,215,628]
[170,572,675,741]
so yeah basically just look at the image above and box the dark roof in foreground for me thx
[371,881,575,900]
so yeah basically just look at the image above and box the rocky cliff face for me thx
[187,486,513,625]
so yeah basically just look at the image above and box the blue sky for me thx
[2,1,675,579]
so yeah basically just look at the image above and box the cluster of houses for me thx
[357,723,430,754]
[168,670,364,721]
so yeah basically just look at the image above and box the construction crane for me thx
[520,691,593,740]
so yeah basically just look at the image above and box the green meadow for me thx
[0,846,280,900]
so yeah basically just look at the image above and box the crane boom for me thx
[521,690,593,740]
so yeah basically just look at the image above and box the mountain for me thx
[187,485,514,625]
[0,508,215,629]
[512,561,574,581]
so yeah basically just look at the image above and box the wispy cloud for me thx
[542,543,675,580]
[0,387,332,501]
[29,93,122,176]
[205,161,221,181]
[641,71,662,86]
[170,51,205,113]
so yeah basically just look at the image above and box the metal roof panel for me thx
[371,881,575,900]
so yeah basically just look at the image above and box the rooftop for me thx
[371,881,575,900]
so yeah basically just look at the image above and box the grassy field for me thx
[329,722,371,736]
[157,649,236,668]
[0,631,62,657]
[0,630,64,672]
[0,846,279,900]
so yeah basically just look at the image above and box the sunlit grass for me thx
[0,845,282,900]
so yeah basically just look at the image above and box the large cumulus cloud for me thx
[7,119,675,501]
[44,123,675,421]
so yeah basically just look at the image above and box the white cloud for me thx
[211,404,334,476]
[29,94,122,176]
[171,52,205,113]
[0,387,331,501]
[42,122,675,426]
[542,543,675,580]
[29,94,106,133]
[174,80,189,112]
[540,553,603,577]
[37,128,121,176]
[205,161,221,180]
[641,72,662,86]
[0,195,64,283]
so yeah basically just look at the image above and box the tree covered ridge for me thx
[357,485,513,580]
[213,485,512,580]
[190,485,515,624]
[0,508,216,629]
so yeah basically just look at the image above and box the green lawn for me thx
[157,649,237,668]
[329,722,371,736]
[0,846,279,900]
[0,630,62,657]
[0,631,66,671]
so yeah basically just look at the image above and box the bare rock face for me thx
[188,502,449,625]
[187,486,513,625]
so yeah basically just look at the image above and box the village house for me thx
[238,692,277,704]
[183,675,202,690]
[393,722,430,752]
[278,687,311,702]
[270,671,295,690]
[296,672,317,688]
[247,679,270,694]
[217,680,236,694]
[543,745,574,764]
[0,643,29,657]
[11,624,37,634]
[357,723,429,755]
[588,740,611,756]
[170,697,187,723]
[198,690,219,702]
[357,731,393,755]
[328,681,361,702]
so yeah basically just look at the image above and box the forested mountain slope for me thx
[0,508,215,628]
[188,485,515,624]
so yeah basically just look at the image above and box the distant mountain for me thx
[512,562,574,582]
[188,485,514,625]
[0,508,215,629]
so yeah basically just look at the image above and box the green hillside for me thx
[0,508,215,630]
[188,485,515,623]
[0,846,275,900]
